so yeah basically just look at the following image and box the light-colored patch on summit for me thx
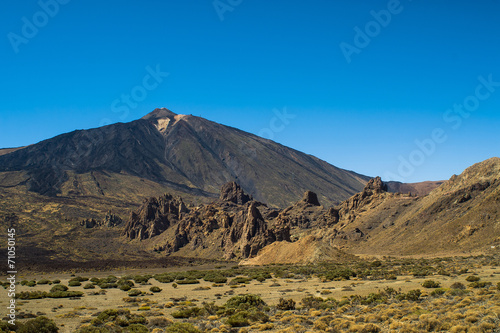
[174,114,188,124]
[154,118,171,132]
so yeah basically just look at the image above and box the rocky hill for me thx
[123,158,500,263]
[123,182,290,260]
[301,158,500,257]
[0,108,369,207]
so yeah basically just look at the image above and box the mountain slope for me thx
[307,158,500,256]
[0,108,369,207]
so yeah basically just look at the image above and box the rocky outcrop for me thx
[219,182,253,205]
[337,177,388,221]
[80,212,123,228]
[123,194,188,240]
[302,191,321,206]
[275,190,338,229]
[124,183,289,260]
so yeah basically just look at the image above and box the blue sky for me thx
[1,0,499,182]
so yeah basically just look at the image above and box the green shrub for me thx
[52,279,61,284]
[465,275,480,282]
[17,316,59,333]
[228,277,251,285]
[90,309,146,328]
[70,276,89,282]
[118,279,134,291]
[396,289,421,301]
[176,279,200,285]
[360,293,386,305]
[224,294,266,309]
[469,281,492,289]
[133,275,151,284]
[37,279,51,285]
[172,307,205,319]
[322,267,356,281]
[450,282,466,290]
[47,291,84,298]
[119,284,132,291]
[83,283,95,289]
[150,286,162,293]
[98,282,118,289]
[0,321,16,333]
[50,284,68,293]
[128,289,142,297]
[21,280,36,287]
[422,280,441,288]
[68,280,82,287]
[226,309,269,327]
[276,298,296,310]
[301,296,336,309]
[203,273,228,284]
[17,291,48,299]
[430,288,446,296]
[128,324,149,333]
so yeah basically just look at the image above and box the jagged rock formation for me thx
[80,212,123,228]
[275,191,339,229]
[124,182,290,260]
[123,194,188,240]
[219,182,253,205]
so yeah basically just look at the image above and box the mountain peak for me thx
[141,108,178,120]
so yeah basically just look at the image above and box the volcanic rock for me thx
[219,182,253,205]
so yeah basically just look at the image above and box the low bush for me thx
[469,281,492,289]
[422,280,441,288]
[128,289,142,297]
[17,316,59,333]
[50,284,68,293]
[430,288,446,297]
[47,291,84,298]
[226,309,269,327]
[37,279,52,285]
[465,275,480,282]
[176,279,200,285]
[277,298,296,310]
[150,286,162,293]
[228,277,251,285]
[450,282,466,290]
[224,294,266,309]
[172,307,205,319]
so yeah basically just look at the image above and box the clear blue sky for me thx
[1,0,499,182]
